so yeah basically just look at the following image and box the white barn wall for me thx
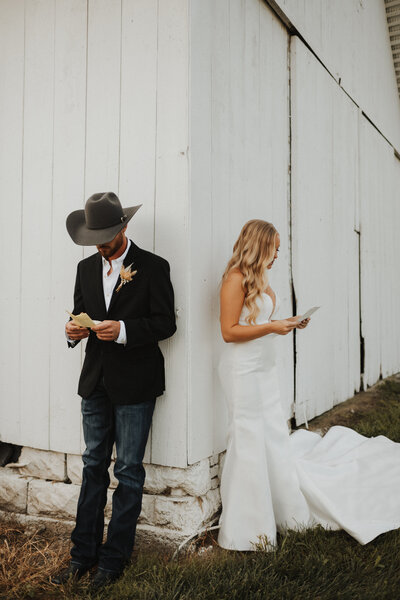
[20,0,56,449]
[49,0,87,453]
[188,0,293,464]
[118,0,159,464]
[150,0,189,467]
[267,0,400,151]
[1,0,400,470]
[0,0,189,467]
[359,117,400,387]
[291,37,361,425]
[0,0,25,446]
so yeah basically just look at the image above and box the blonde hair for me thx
[222,220,278,324]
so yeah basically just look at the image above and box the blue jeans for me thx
[70,379,156,573]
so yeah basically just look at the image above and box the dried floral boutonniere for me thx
[116,263,137,293]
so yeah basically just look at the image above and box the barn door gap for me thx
[291,279,297,408]
[356,229,365,391]
[361,110,396,155]
[287,32,296,426]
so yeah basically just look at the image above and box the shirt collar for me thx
[101,238,131,268]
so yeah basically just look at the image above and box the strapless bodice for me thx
[238,290,280,326]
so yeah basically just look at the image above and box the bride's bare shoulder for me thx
[221,268,245,297]
[224,267,243,283]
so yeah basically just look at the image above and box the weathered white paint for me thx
[291,37,361,424]
[359,116,400,387]
[118,0,159,464]
[19,0,55,449]
[149,0,189,467]
[0,0,400,471]
[266,0,400,150]
[0,0,189,467]
[0,0,24,445]
[49,0,87,454]
[188,0,293,464]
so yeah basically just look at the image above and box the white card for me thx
[297,306,320,323]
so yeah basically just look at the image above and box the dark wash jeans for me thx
[70,379,156,574]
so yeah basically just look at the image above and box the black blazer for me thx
[69,240,176,404]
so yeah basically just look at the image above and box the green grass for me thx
[2,382,400,600]
[46,527,400,600]
[352,382,400,442]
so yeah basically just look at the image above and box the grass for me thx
[1,378,400,600]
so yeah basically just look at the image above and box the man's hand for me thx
[65,321,90,340]
[91,320,121,341]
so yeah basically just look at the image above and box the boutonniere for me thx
[116,263,137,293]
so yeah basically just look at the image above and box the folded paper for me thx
[66,310,100,328]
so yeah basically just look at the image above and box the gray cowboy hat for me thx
[66,192,141,245]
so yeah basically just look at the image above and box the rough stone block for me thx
[219,451,226,474]
[144,458,212,497]
[28,480,80,520]
[137,494,156,525]
[170,487,186,497]
[10,447,66,482]
[209,454,220,467]
[210,464,219,479]
[210,477,219,490]
[66,454,82,484]
[0,468,28,513]
[154,488,220,533]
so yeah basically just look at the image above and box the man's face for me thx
[96,227,127,260]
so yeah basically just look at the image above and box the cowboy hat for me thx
[66,192,141,245]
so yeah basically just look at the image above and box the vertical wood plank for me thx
[119,0,157,250]
[84,0,121,196]
[259,1,293,420]
[119,0,158,463]
[359,116,397,387]
[291,36,360,425]
[359,117,383,387]
[19,0,55,449]
[188,0,291,464]
[49,0,87,453]
[0,0,25,445]
[187,0,213,463]
[150,0,189,467]
[79,0,122,451]
[210,0,231,457]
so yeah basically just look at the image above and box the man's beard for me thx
[97,234,124,258]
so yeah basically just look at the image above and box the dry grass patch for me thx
[0,519,69,599]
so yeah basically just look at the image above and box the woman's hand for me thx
[296,317,310,329]
[271,319,298,335]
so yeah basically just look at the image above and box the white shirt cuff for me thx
[65,328,77,347]
[115,320,127,345]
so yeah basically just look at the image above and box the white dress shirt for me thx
[67,239,131,346]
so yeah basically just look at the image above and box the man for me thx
[52,192,176,589]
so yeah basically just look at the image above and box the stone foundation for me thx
[1,447,224,547]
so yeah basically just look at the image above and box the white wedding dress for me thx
[217,289,400,551]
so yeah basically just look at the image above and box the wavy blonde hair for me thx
[222,220,278,324]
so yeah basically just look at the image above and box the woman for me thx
[217,219,400,551]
